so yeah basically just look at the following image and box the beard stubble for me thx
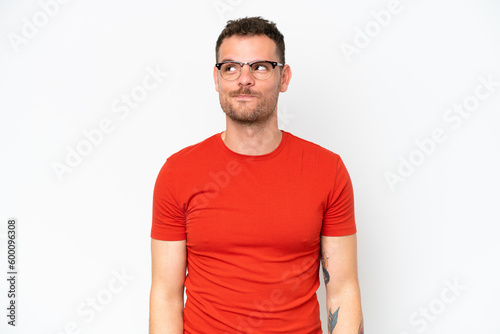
[219,87,280,125]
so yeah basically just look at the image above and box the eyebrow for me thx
[219,59,271,63]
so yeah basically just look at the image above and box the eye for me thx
[222,63,239,73]
[252,62,271,72]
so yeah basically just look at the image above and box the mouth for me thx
[233,94,257,101]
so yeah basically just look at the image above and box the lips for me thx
[234,94,256,98]
[233,95,256,101]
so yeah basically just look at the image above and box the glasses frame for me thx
[215,60,284,81]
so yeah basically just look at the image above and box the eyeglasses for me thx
[215,60,283,81]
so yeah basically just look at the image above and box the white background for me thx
[1,0,500,333]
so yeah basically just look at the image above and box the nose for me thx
[238,64,255,86]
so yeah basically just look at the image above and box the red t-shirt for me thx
[151,131,356,333]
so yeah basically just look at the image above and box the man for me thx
[149,17,363,334]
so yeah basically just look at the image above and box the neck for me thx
[221,119,282,155]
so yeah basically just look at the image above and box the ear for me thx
[279,64,292,93]
[213,66,220,92]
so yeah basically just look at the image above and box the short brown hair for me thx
[215,16,285,64]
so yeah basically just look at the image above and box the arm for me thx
[321,234,363,334]
[149,238,187,334]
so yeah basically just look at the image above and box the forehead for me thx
[218,35,278,62]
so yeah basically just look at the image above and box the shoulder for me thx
[169,133,218,160]
[159,133,219,173]
[285,131,342,163]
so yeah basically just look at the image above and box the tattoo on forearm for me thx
[358,319,364,334]
[321,251,330,284]
[328,307,339,334]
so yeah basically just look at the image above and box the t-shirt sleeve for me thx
[321,156,357,236]
[151,158,187,241]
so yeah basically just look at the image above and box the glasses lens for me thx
[251,62,273,79]
[220,62,241,80]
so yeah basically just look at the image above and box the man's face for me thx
[214,35,291,125]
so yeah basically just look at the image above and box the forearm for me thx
[149,286,184,334]
[326,281,363,334]
[321,234,363,333]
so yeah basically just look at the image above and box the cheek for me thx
[270,81,282,95]
[218,81,233,93]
